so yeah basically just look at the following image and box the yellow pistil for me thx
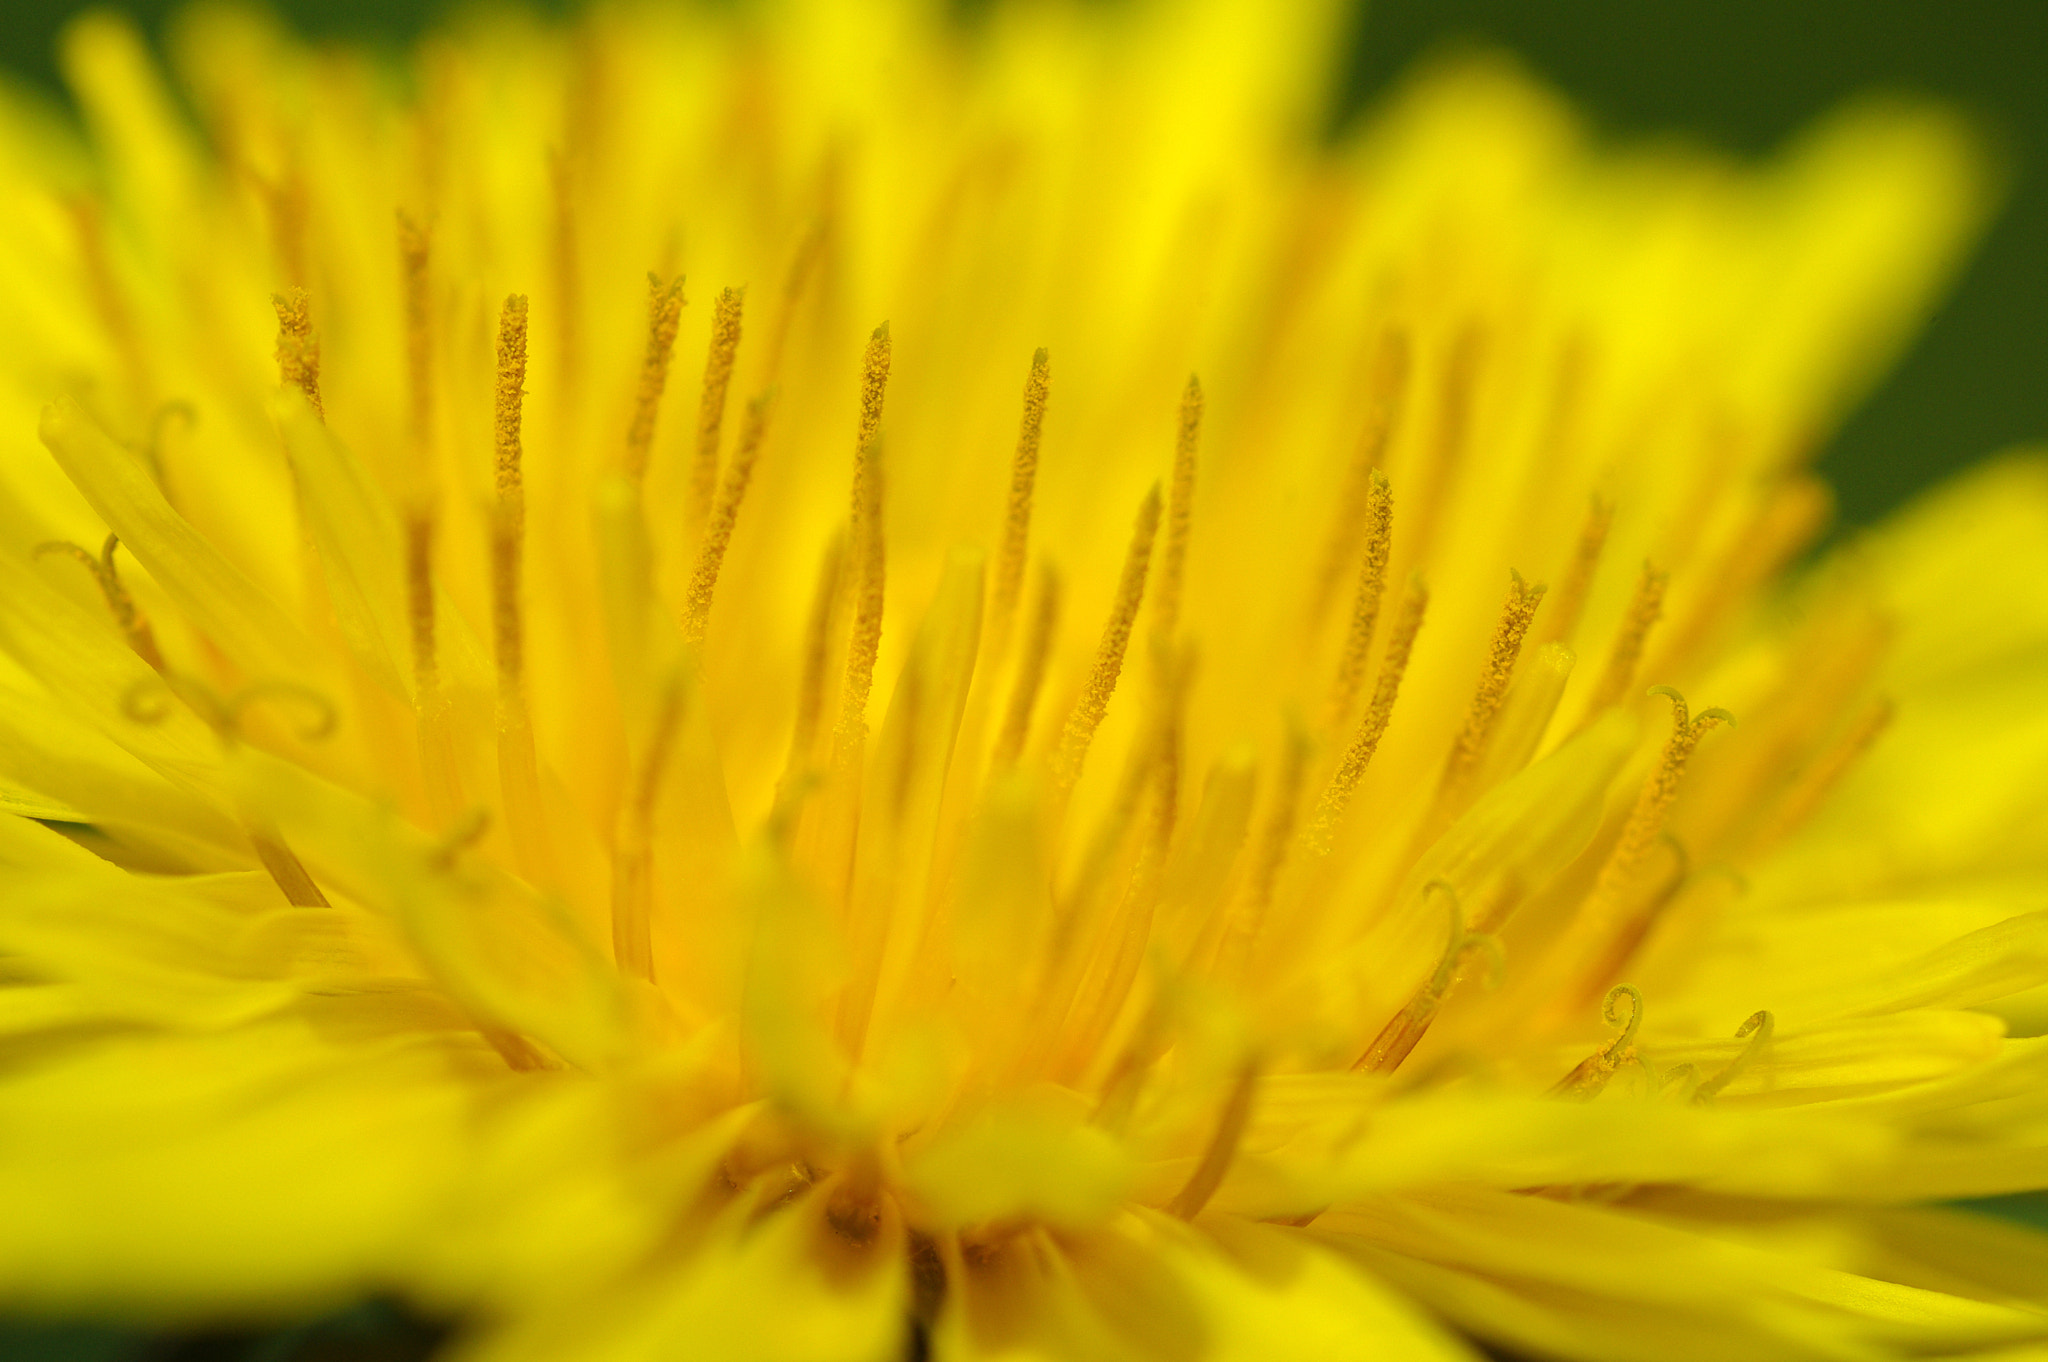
[1693,1010,1774,1103]
[836,324,893,761]
[624,273,686,484]
[1167,1057,1259,1219]
[682,390,775,647]
[1311,574,1428,842]
[1053,484,1161,791]
[1437,570,1546,806]
[1151,374,1202,646]
[1326,470,1394,731]
[992,564,1061,771]
[1311,328,1409,627]
[989,348,1050,652]
[398,213,433,458]
[1355,883,1502,1073]
[491,294,548,880]
[689,286,746,539]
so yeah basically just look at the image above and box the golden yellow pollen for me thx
[270,286,322,419]
[490,295,548,881]
[836,324,894,759]
[624,273,686,484]
[1214,720,1310,979]
[1438,570,1546,802]
[1151,374,1203,645]
[1541,494,1614,646]
[992,563,1060,770]
[990,348,1051,650]
[682,390,774,647]
[689,286,746,537]
[406,508,463,826]
[1053,484,1161,790]
[33,534,164,672]
[1584,560,1670,715]
[1326,469,1394,731]
[1312,573,1428,840]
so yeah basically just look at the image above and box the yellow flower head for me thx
[3,2,2048,1359]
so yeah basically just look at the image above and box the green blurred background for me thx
[0,0,2043,1358]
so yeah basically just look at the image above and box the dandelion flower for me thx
[3,2,2048,1359]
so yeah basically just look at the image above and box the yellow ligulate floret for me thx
[1,2,2046,1359]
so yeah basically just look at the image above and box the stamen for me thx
[1325,470,1393,731]
[992,563,1061,770]
[248,828,331,908]
[1540,495,1612,647]
[547,149,580,396]
[834,325,892,761]
[492,294,530,686]
[1053,484,1162,791]
[1151,375,1201,645]
[1354,882,1502,1073]
[688,286,746,538]
[271,287,323,419]
[1438,571,1546,800]
[1167,1057,1259,1219]
[1310,328,1409,626]
[1583,561,1669,716]
[491,295,549,882]
[623,273,687,484]
[398,213,433,455]
[989,348,1050,651]
[1310,575,1428,843]
[1549,983,1643,1099]
[69,199,150,402]
[1693,1010,1773,1103]
[34,535,165,672]
[682,389,775,646]
[225,681,339,742]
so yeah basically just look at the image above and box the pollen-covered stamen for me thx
[1167,1057,1259,1220]
[271,287,323,419]
[1693,1010,1774,1103]
[682,389,775,647]
[1436,571,1546,806]
[34,535,165,672]
[992,563,1060,771]
[989,348,1050,653]
[1541,495,1613,647]
[1406,321,1483,559]
[1151,374,1202,646]
[623,273,687,484]
[489,295,549,882]
[835,324,893,761]
[1309,574,1428,846]
[1325,470,1393,732]
[761,218,825,387]
[1583,561,1669,716]
[1549,983,1643,1099]
[1355,882,1504,1073]
[1311,328,1409,627]
[688,286,746,538]
[1053,485,1162,792]
[397,213,433,456]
